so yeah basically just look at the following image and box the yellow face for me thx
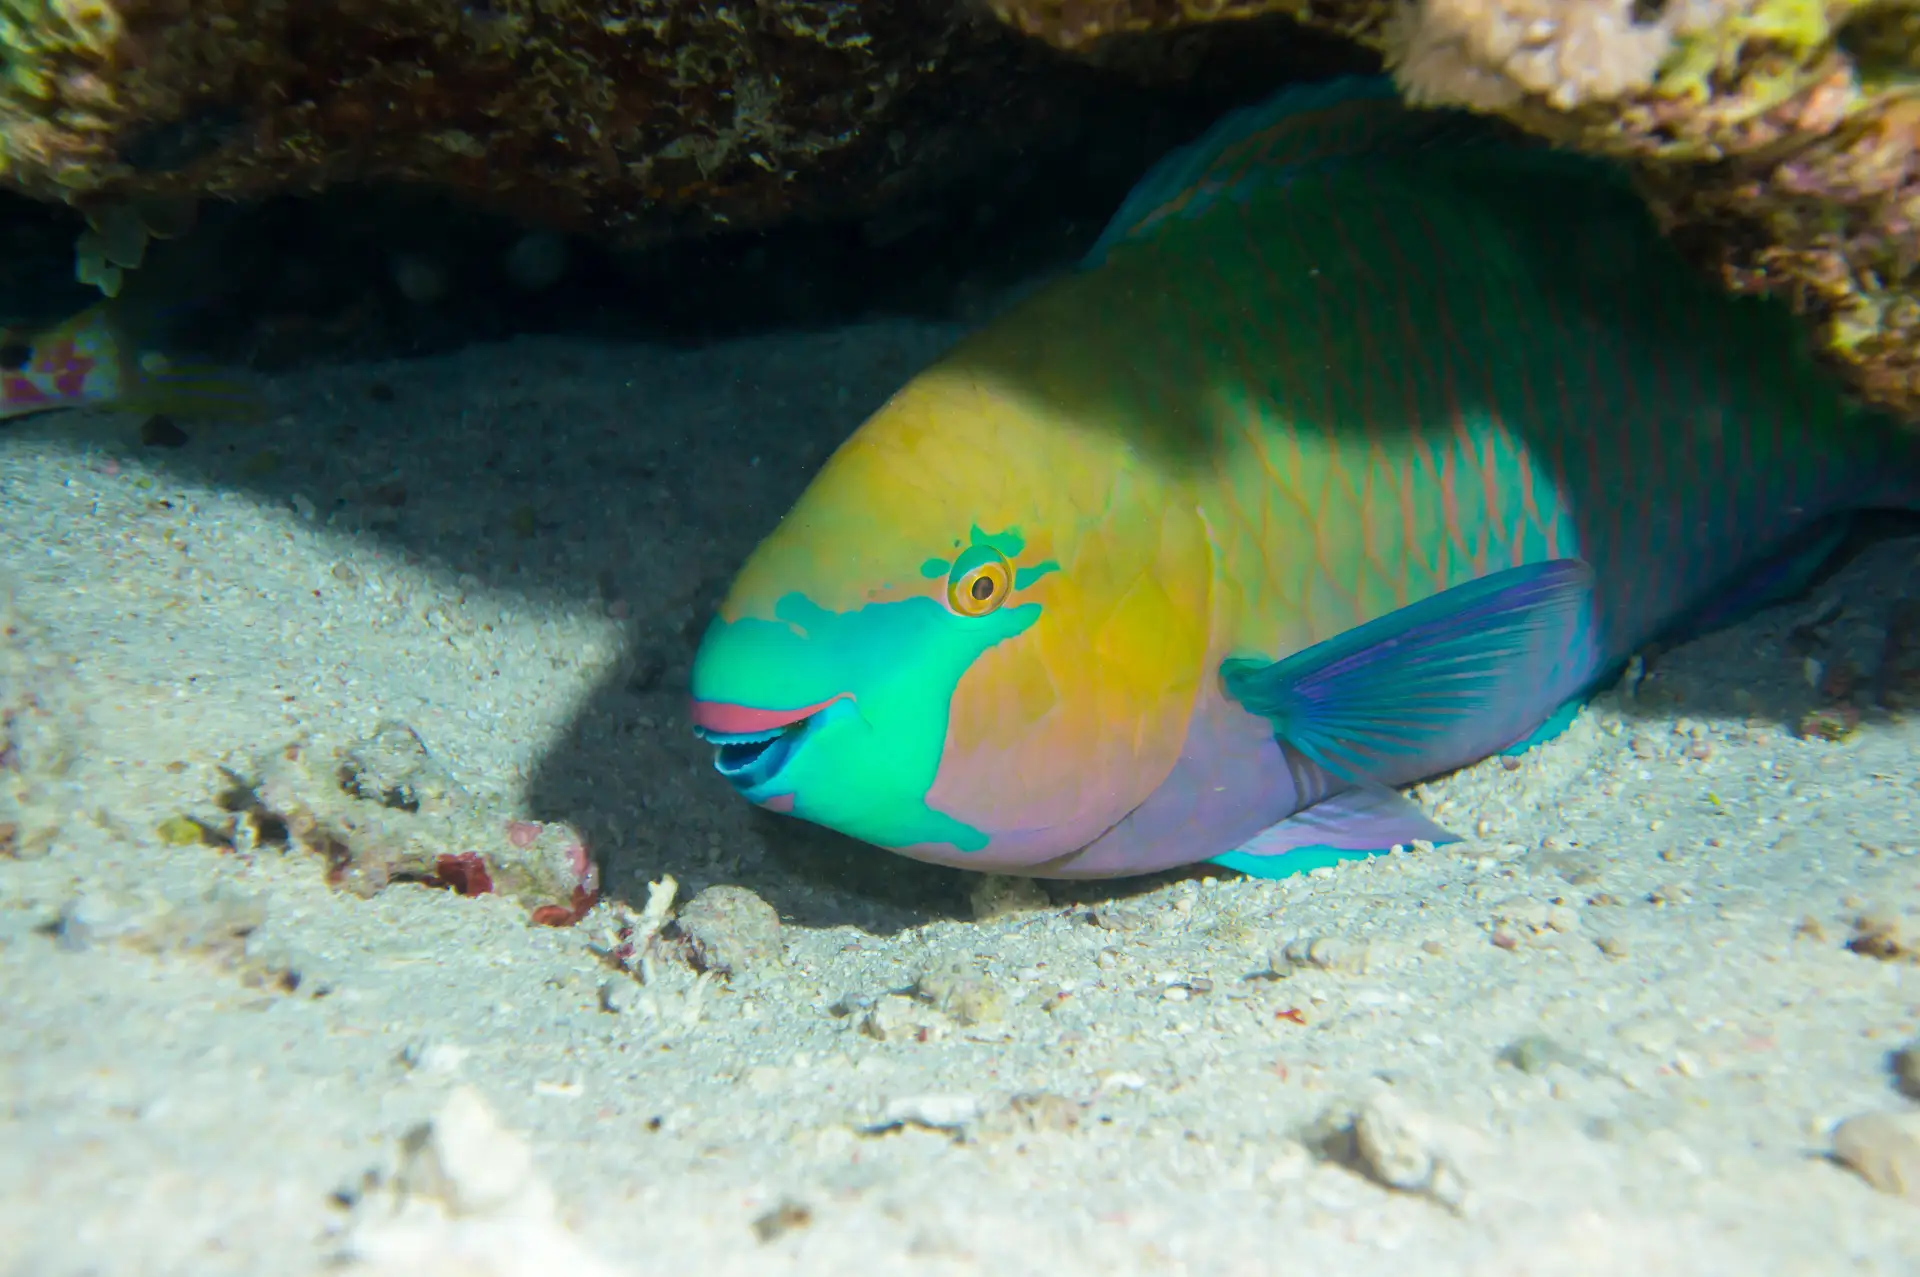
[690,356,1216,870]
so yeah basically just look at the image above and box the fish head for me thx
[690,361,1214,872]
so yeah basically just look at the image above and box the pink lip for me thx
[690,693,850,735]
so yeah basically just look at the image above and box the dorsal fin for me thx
[1083,75,1510,267]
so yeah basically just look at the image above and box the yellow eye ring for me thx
[947,551,1013,617]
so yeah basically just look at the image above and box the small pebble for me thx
[1089,907,1145,932]
[1263,1140,1314,1184]
[398,1040,471,1076]
[1352,1092,1468,1210]
[599,979,640,1015]
[54,893,138,951]
[1846,913,1913,962]
[967,873,1048,920]
[915,958,1006,1026]
[878,1094,980,1133]
[1499,1034,1584,1076]
[999,1092,1081,1133]
[860,993,947,1042]
[751,1199,813,1244]
[1279,935,1370,974]
[1648,882,1692,907]
[673,884,782,977]
[1832,1111,1920,1201]
[154,814,207,847]
[394,1086,536,1215]
[1890,1042,1920,1099]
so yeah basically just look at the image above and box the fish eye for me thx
[0,342,30,371]
[947,547,1013,617]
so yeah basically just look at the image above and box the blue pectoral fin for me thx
[1208,786,1460,880]
[1220,559,1596,783]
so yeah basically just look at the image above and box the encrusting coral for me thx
[989,0,1920,424]
[0,0,1100,285]
[1385,0,1696,112]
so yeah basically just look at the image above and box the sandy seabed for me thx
[1,319,1918,1276]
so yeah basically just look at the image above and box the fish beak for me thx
[690,694,850,791]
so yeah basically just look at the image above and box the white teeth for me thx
[698,726,785,745]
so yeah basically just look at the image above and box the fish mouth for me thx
[701,722,808,788]
[691,694,849,791]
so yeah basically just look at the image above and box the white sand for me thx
[2,322,1918,1276]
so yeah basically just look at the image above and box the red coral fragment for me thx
[530,882,599,928]
[433,852,494,896]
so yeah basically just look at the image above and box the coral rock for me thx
[0,0,1071,249]
[219,722,596,920]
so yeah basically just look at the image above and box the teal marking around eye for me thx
[690,590,1040,853]
[969,524,1025,557]
[949,543,1006,582]
[1014,560,1059,590]
[920,557,950,579]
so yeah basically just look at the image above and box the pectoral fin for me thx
[1220,559,1595,783]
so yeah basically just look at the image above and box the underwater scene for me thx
[1,4,1918,1274]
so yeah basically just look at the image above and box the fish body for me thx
[0,303,260,423]
[690,78,1920,880]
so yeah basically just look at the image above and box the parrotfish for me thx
[689,77,1920,881]
[0,302,261,424]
